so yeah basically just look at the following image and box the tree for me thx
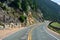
[0,0,7,3]
[21,0,29,12]
[9,0,21,9]
[19,15,27,23]
[27,0,38,11]
[0,2,3,7]
[32,0,37,11]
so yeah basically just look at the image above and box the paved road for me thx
[3,23,38,40]
[31,23,58,40]
[32,25,57,40]
[3,22,59,40]
[3,26,34,40]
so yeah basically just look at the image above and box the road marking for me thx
[28,23,42,40]
[43,25,60,40]
[28,22,60,40]
[28,27,35,40]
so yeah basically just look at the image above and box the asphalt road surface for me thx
[3,22,59,40]
[32,23,57,40]
[3,26,33,40]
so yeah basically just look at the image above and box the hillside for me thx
[0,0,60,25]
[0,0,43,26]
[36,0,60,22]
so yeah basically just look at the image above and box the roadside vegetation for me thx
[0,0,60,32]
[51,22,60,28]
[19,15,27,23]
[48,22,60,34]
[37,0,60,22]
[36,0,60,34]
[0,0,47,27]
[0,0,41,29]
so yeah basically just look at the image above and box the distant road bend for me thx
[28,22,60,40]
[3,22,60,40]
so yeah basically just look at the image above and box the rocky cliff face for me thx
[27,12,35,25]
[0,7,19,24]
[0,0,43,26]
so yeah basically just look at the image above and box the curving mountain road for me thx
[31,23,58,40]
[3,24,36,40]
[3,22,60,40]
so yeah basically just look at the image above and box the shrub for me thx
[0,2,3,7]
[0,22,4,26]
[19,15,27,23]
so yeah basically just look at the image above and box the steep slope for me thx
[0,0,40,26]
[36,0,60,21]
[0,7,19,23]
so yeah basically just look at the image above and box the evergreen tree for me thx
[28,0,38,11]
[33,0,37,11]
[0,0,7,3]
[16,0,21,9]
[21,0,29,12]
[9,0,21,9]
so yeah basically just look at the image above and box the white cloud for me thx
[51,0,60,5]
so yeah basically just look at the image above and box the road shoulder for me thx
[44,24,60,40]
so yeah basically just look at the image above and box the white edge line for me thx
[43,25,59,40]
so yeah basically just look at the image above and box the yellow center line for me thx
[28,27,36,40]
[28,23,41,40]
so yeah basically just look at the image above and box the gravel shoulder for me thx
[0,27,25,40]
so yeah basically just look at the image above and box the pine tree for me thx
[28,0,38,11]
[16,0,21,9]
[21,0,29,12]
[9,0,21,9]
[33,0,37,11]
[0,0,7,3]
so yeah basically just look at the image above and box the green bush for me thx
[0,22,4,26]
[0,2,3,7]
[0,2,6,10]
[19,15,27,23]
[2,6,6,10]
[48,22,60,34]
[50,22,60,28]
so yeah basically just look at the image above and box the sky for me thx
[51,0,60,5]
